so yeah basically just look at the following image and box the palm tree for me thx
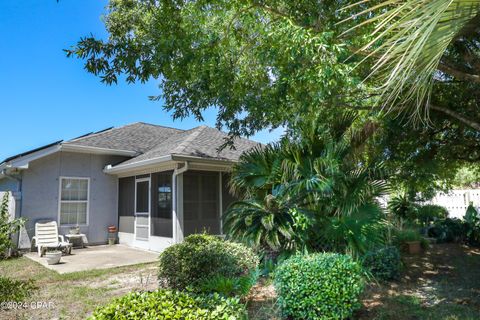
[345,0,480,130]
[224,113,389,256]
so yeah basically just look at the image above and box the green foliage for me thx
[225,113,389,256]
[0,193,26,259]
[464,204,480,246]
[198,270,259,298]
[388,193,418,222]
[0,276,37,302]
[68,0,374,140]
[274,253,364,320]
[416,204,448,227]
[158,234,259,290]
[362,246,401,281]
[89,289,247,320]
[428,218,467,243]
[393,229,429,251]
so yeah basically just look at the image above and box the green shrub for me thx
[198,270,258,297]
[0,193,26,259]
[428,218,466,243]
[0,276,37,302]
[393,229,429,250]
[158,234,259,290]
[274,253,364,320]
[89,289,247,320]
[362,246,401,281]
[416,204,448,226]
[464,204,480,245]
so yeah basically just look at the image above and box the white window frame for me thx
[58,176,90,226]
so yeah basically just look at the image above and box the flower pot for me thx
[107,226,117,233]
[108,238,116,245]
[69,227,80,235]
[45,251,62,265]
[406,241,422,254]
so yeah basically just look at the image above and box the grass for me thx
[2,243,479,319]
[0,257,157,320]
[247,243,480,320]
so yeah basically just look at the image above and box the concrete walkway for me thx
[25,245,159,274]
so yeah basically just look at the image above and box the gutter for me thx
[104,154,235,175]
[172,161,189,243]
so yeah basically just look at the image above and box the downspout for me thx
[172,162,189,243]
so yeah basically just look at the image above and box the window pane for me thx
[60,202,87,225]
[61,178,88,201]
[136,181,149,213]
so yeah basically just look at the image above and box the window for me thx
[59,177,89,225]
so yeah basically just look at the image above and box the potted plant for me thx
[69,224,80,235]
[107,225,117,245]
[395,229,424,254]
[45,250,62,265]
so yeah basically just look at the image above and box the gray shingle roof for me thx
[64,122,183,154]
[118,125,260,166]
[1,122,259,169]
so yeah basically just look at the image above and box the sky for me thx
[0,1,283,161]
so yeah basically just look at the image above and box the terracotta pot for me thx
[406,241,422,254]
[107,226,117,233]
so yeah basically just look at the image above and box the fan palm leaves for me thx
[344,0,480,117]
[224,112,389,255]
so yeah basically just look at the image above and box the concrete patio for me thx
[25,244,159,274]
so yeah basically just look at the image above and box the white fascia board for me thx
[104,155,173,174]
[171,154,236,166]
[60,144,138,156]
[10,144,62,169]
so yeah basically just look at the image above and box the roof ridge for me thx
[67,123,138,143]
[172,126,208,154]
[136,122,186,132]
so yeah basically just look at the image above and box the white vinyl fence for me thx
[0,191,15,221]
[428,189,480,219]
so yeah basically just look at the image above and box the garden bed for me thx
[1,243,479,319]
[246,243,480,320]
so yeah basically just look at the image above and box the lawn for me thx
[0,258,157,320]
[1,243,479,320]
[247,243,480,320]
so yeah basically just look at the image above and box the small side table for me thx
[65,234,88,248]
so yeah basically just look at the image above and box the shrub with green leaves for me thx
[89,289,247,320]
[0,193,26,259]
[416,204,448,226]
[362,246,401,281]
[158,234,259,290]
[428,218,466,243]
[198,270,259,297]
[393,229,429,250]
[0,276,37,302]
[274,253,364,320]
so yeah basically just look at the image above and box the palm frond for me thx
[346,0,480,118]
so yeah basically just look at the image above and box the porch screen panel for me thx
[183,171,220,236]
[118,177,135,233]
[151,172,173,238]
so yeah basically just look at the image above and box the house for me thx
[0,123,258,252]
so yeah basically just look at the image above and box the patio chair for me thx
[32,221,72,257]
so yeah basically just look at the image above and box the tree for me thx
[224,113,388,256]
[67,0,372,139]
[348,0,480,130]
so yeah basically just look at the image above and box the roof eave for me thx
[104,154,238,175]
